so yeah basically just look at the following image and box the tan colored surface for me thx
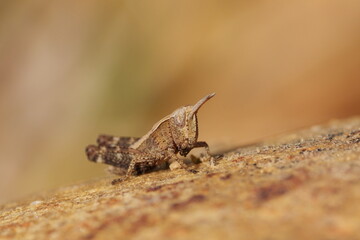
[1,2,360,203]
[1,117,360,240]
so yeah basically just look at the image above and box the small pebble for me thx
[30,200,43,205]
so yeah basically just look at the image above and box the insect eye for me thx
[174,113,186,127]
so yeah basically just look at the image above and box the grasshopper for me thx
[86,93,215,184]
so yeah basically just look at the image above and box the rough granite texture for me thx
[0,117,360,240]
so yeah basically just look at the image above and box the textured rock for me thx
[0,117,360,240]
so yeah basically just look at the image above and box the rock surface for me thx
[1,117,360,240]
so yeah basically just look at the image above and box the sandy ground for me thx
[0,117,359,240]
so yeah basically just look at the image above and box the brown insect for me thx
[85,93,215,184]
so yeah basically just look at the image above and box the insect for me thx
[85,93,215,184]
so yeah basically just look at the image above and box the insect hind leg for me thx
[86,145,137,170]
[111,154,159,184]
[96,135,140,148]
[86,144,157,184]
[86,145,104,163]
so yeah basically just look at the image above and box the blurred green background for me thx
[0,1,360,203]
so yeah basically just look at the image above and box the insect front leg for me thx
[193,141,215,166]
[168,149,198,174]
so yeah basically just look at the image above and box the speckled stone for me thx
[1,117,359,240]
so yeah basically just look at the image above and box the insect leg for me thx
[86,145,159,184]
[96,135,140,148]
[168,149,198,174]
[193,141,215,166]
[111,152,155,184]
[86,145,134,167]
[107,166,127,176]
[175,156,198,173]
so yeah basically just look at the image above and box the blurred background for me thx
[0,1,359,203]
